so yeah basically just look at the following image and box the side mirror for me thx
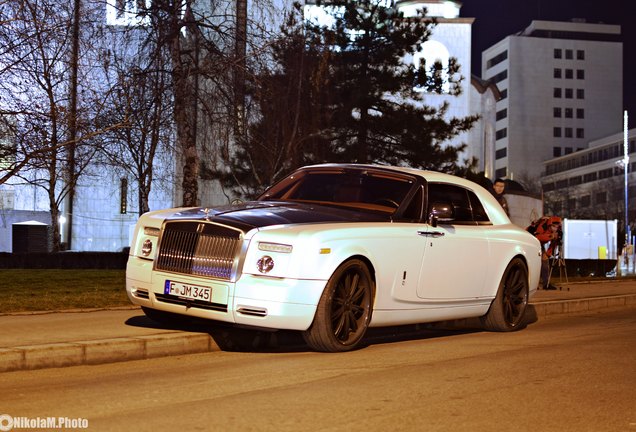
[428,201,454,227]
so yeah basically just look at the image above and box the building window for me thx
[553,146,562,157]
[486,50,508,69]
[553,107,562,118]
[596,191,607,204]
[565,128,573,138]
[554,68,562,79]
[576,69,585,79]
[584,172,598,183]
[496,108,507,121]
[565,108,573,118]
[598,168,614,179]
[568,198,576,211]
[580,195,591,208]
[577,89,585,99]
[554,48,562,59]
[120,178,128,214]
[496,147,507,159]
[565,147,573,155]
[577,50,585,60]
[499,89,508,99]
[576,128,585,139]
[495,167,507,178]
[491,70,508,84]
[554,127,562,137]
[496,128,507,140]
[554,87,562,98]
[565,69,573,79]
[565,49,573,60]
[576,108,585,119]
[565,88,573,99]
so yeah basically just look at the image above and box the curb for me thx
[0,332,218,373]
[2,294,635,373]
[532,293,636,317]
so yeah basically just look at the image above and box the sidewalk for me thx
[1,279,635,373]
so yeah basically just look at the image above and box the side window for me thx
[468,190,490,222]
[427,183,490,224]
[398,186,424,222]
[427,183,473,223]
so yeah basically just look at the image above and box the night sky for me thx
[459,0,634,128]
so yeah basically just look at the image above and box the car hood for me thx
[167,201,389,231]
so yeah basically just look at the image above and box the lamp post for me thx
[624,110,630,266]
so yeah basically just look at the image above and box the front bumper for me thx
[126,256,327,331]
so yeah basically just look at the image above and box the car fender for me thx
[484,228,542,298]
[241,223,391,284]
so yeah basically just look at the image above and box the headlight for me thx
[141,239,153,257]
[136,226,160,258]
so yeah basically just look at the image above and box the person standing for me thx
[492,178,510,216]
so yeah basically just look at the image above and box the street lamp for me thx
[624,110,630,266]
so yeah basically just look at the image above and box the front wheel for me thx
[481,257,529,331]
[302,259,374,352]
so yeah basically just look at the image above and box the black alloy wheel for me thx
[302,259,374,352]
[481,257,529,331]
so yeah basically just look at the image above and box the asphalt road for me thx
[1,308,635,432]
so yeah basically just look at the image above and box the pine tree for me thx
[223,0,478,197]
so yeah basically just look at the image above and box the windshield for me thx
[258,168,416,214]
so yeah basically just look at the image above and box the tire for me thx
[481,257,529,332]
[302,259,374,352]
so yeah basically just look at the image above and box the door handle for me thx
[417,231,445,238]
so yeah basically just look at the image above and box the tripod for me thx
[548,243,568,287]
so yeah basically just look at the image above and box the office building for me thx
[482,19,623,182]
[543,126,636,223]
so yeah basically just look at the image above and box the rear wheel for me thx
[302,259,374,352]
[481,257,529,331]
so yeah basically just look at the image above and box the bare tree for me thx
[0,0,126,250]
[97,25,173,216]
[133,0,282,206]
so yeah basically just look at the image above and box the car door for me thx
[416,183,491,300]
[385,185,432,303]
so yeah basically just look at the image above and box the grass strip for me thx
[0,269,130,313]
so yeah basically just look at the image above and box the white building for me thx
[399,1,493,173]
[1,0,498,252]
[482,19,623,182]
[543,126,636,223]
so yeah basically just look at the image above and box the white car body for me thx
[126,164,542,351]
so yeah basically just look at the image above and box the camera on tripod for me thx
[553,225,563,248]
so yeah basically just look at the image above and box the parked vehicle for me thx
[126,164,541,351]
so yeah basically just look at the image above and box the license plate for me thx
[164,280,212,302]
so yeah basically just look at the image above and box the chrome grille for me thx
[155,221,242,280]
